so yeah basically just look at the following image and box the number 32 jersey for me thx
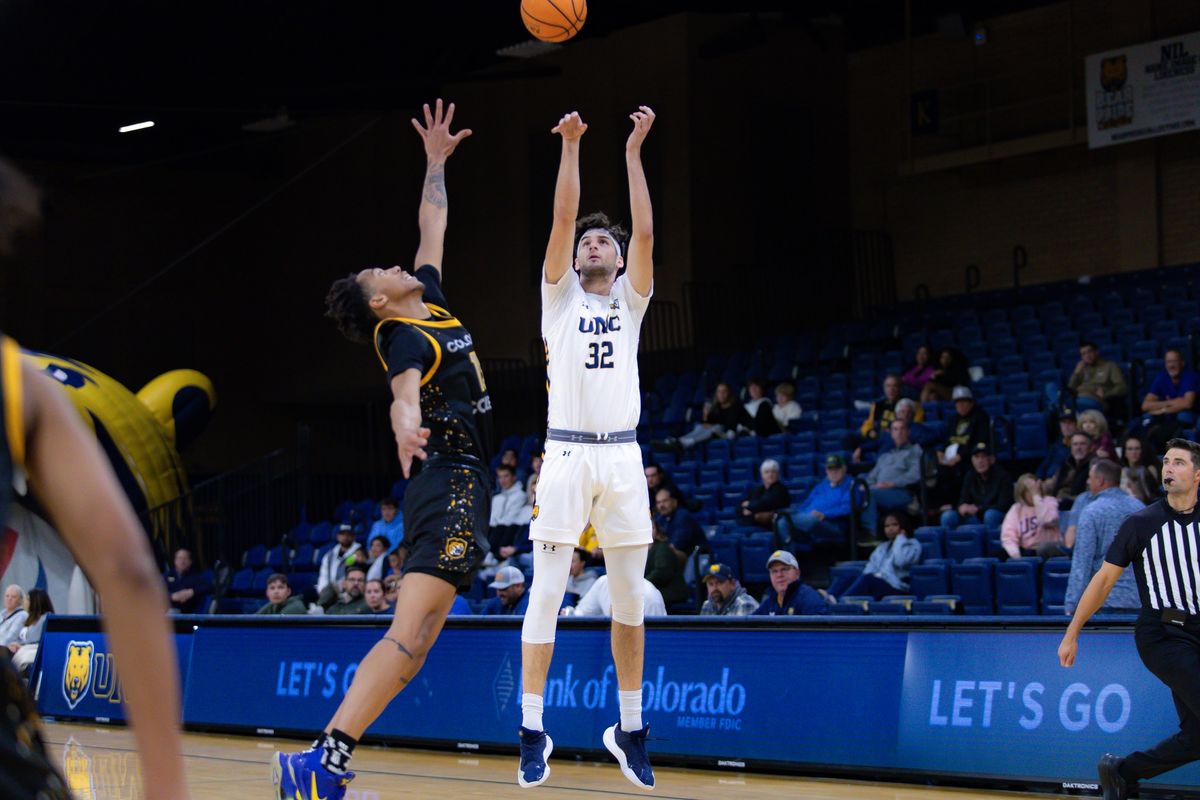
[542,272,651,433]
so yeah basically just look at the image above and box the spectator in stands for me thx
[772,382,802,432]
[1064,459,1143,615]
[8,588,51,674]
[325,564,369,615]
[1063,452,1114,549]
[164,547,211,614]
[1133,348,1199,453]
[828,512,922,600]
[878,398,937,453]
[753,550,829,616]
[256,573,306,615]
[1077,409,1115,459]
[566,575,667,618]
[699,563,758,616]
[654,488,709,563]
[1001,474,1062,559]
[383,574,401,607]
[364,579,391,615]
[902,345,935,396]
[738,459,791,529]
[1120,435,1160,504]
[644,463,677,508]
[939,386,990,469]
[363,534,392,583]
[940,442,1013,529]
[1068,341,1127,416]
[864,418,923,528]
[662,382,742,452]
[483,566,529,616]
[316,523,362,608]
[921,347,970,403]
[0,585,27,646]
[499,448,520,471]
[1042,431,1095,510]
[487,464,532,567]
[740,377,776,437]
[851,375,923,462]
[645,522,689,606]
[367,496,403,550]
[775,454,851,546]
[565,547,599,600]
[1037,408,1079,480]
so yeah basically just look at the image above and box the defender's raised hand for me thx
[626,105,655,151]
[551,111,588,141]
[411,98,472,161]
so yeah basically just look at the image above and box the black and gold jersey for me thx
[0,334,24,528]
[373,266,493,467]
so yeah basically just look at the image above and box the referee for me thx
[1059,437,1200,800]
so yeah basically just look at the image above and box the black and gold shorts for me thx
[402,462,491,589]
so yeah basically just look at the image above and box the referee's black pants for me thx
[1122,611,1200,782]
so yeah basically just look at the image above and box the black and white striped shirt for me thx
[1107,500,1200,613]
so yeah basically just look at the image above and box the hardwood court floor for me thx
[43,721,1057,799]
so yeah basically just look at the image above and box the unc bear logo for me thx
[63,641,95,710]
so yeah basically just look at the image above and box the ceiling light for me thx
[118,121,155,133]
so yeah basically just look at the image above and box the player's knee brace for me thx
[610,594,645,627]
[604,545,649,626]
[520,543,572,644]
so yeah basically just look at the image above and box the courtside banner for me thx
[1086,31,1200,149]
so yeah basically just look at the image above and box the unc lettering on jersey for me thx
[578,315,621,335]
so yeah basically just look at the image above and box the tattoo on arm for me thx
[422,163,447,209]
[383,636,416,660]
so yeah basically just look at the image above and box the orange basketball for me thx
[521,0,587,43]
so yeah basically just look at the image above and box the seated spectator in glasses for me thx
[1041,431,1095,510]
[8,588,52,675]
[658,382,742,452]
[1036,409,1079,481]
[920,347,970,403]
[1131,348,1199,453]
[645,523,689,606]
[317,523,362,608]
[774,454,852,546]
[164,547,211,615]
[902,345,935,396]
[1119,435,1160,504]
[863,419,923,531]
[1077,409,1115,460]
[483,566,529,616]
[752,550,829,616]
[256,573,306,615]
[367,496,403,551]
[654,488,709,563]
[565,547,600,601]
[938,386,990,470]
[0,585,27,646]
[850,375,923,462]
[699,564,758,616]
[1068,341,1127,416]
[940,442,1013,529]
[363,579,392,615]
[827,512,921,600]
[772,382,802,432]
[739,378,777,437]
[738,459,791,530]
[1001,474,1061,559]
[565,575,666,618]
[325,564,369,615]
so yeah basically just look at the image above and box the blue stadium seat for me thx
[289,523,312,545]
[251,568,274,595]
[709,538,740,580]
[288,571,317,597]
[946,525,987,561]
[996,559,1039,614]
[333,499,355,523]
[739,538,775,585]
[996,354,1024,376]
[868,601,907,615]
[912,600,954,615]
[243,544,267,570]
[1000,372,1031,395]
[704,439,732,463]
[908,562,950,599]
[830,603,866,615]
[228,567,254,597]
[310,521,334,545]
[978,395,1006,417]
[291,544,316,571]
[951,561,995,615]
[914,526,945,561]
[1042,557,1072,614]
[265,545,287,571]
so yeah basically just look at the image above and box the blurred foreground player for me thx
[1059,439,1200,799]
[0,159,190,797]
[275,100,492,800]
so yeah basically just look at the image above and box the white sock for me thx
[619,689,643,732]
[522,693,544,731]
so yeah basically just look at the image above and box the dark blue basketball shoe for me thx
[272,747,355,800]
[603,723,655,790]
[517,726,553,788]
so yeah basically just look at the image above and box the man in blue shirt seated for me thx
[775,454,852,546]
[1133,348,1199,454]
[164,547,212,614]
[367,496,404,550]
[1036,408,1077,481]
[654,488,709,564]
[483,565,530,615]
[752,551,829,616]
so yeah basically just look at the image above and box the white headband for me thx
[577,228,621,259]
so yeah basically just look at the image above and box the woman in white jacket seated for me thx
[9,588,51,674]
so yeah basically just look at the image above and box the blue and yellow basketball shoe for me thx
[272,747,355,800]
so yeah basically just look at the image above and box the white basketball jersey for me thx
[542,272,651,432]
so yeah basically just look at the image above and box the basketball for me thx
[521,0,587,43]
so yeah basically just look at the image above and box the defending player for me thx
[517,106,657,790]
[274,99,492,800]
[0,159,190,797]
